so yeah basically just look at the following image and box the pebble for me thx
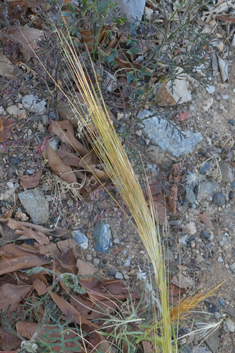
[218,298,225,307]
[115,272,124,280]
[231,182,235,188]
[223,95,229,100]
[224,319,235,332]
[9,157,20,165]
[18,188,49,225]
[6,105,20,116]
[41,115,49,126]
[218,256,224,263]
[86,254,92,261]
[220,163,234,184]
[93,259,100,266]
[179,235,188,246]
[200,161,211,174]
[197,180,221,200]
[201,230,210,240]
[185,187,196,204]
[93,221,112,254]
[206,85,215,94]
[124,258,131,266]
[229,119,235,125]
[164,249,174,262]
[214,192,226,207]
[72,230,89,250]
[108,269,115,276]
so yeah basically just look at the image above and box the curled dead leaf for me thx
[19,169,42,189]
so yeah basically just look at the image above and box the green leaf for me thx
[97,0,112,12]
[62,11,72,17]
[67,3,75,12]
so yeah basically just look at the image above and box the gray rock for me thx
[93,221,112,254]
[206,85,215,94]
[224,319,235,332]
[164,249,174,262]
[231,182,235,188]
[217,256,223,263]
[225,306,235,319]
[200,161,211,174]
[115,272,123,280]
[202,325,220,353]
[180,344,192,353]
[6,105,20,116]
[18,188,49,225]
[22,94,46,113]
[86,254,92,261]
[220,163,234,183]
[108,269,115,276]
[179,235,188,246]
[124,258,131,266]
[72,230,88,249]
[101,0,145,27]
[197,181,221,200]
[138,110,203,157]
[192,347,210,353]
[93,258,100,267]
[185,187,196,204]
[201,230,210,240]
[214,192,226,207]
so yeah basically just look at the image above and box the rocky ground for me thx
[1,1,235,352]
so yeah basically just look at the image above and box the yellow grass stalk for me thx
[54,30,174,352]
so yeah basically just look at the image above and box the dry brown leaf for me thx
[0,54,17,79]
[56,148,81,167]
[16,225,50,245]
[1,27,45,62]
[171,273,194,289]
[199,212,213,229]
[33,278,47,295]
[50,291,100,329]
[79,151,108,179]
[0,326,21,351]
[0,244,52,275]
[43,142,77,184]
[77,258,99,276]
[0,283,32,316]
[51,120,89,156]
[152,195,167,224]
[19,169,42,188]
[79,278,139,302]
[0,117,15,142]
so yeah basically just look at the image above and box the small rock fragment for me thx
[224,319,235,332]
[200,161,211,174]
[115,272,123,280]
[93,221,112,254]
[197,181,221,200]
[6,105,20,116]
[203,97,213,111]
[108,269,115,276]
[185,187,196,204]
[206,85,215,94]
[220,163,234,184]
[228,119,234,125]
[214,192,226,207]
[22,94,46,113]
[18,188,49,225]
[86,254,92,262]
[201,230,210,240]
[72,230,88,250]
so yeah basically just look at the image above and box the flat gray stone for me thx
[138,110,203,157]
[197,181,221,201]
[18,188,49,225]
[72,230,88,249]
[220,163,234,184]
[194,322,220,353]
[225,306,235,319]
[185,187,196,204]
[93,221,112,254]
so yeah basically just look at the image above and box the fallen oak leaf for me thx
[15,224,50,245]
[50,120,89,156]
[43,142,77,184]
[0,243,52,275]
[50,292,100,329]
[0,54,17,79]
[19,169,42,189]
[0,283,32,316]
